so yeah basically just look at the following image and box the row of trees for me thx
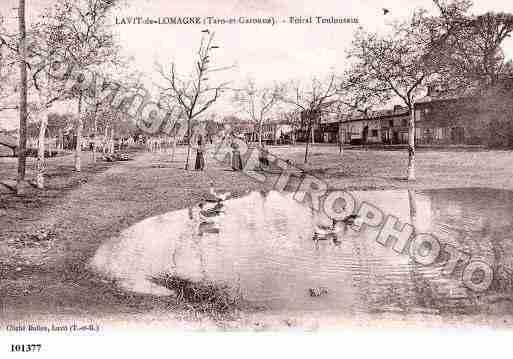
[3,1,232,186]
[0,0,129,192]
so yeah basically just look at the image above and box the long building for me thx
[339,82,513,146]
[338,105,410,145]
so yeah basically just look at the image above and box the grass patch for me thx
[150,273,245,317]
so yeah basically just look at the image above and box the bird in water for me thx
[309,287,329,297]
[198,202,224,222]
[197,202,223,236]
[340,214,362,226]
[313,214,363,241]
[209,183,231,202]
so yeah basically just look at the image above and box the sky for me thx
[1,0,513,129]
[112,0,513,87]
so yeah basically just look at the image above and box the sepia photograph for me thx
[0,0,513,356]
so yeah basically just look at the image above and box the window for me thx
[371,129,378,137]
[435,128,443,140]
[415,110,422,121]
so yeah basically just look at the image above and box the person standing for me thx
[194,136,206,171]
[231,138,243,171]
[258,142,270,170]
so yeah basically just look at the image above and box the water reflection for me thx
[89,188,513,315]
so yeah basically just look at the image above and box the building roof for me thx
[415,95,470,105]
[344,106,409,123]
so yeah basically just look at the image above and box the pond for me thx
[89,188,513,315]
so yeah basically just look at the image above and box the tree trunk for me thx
[185,117,191,170]
[304,122,312,164]
[36,116,48,189]
[171,136,177,161]
[16,0,28,195]
[408,188,417,222]
[311,126,315,144]
[407,188,419,307]
[104,125,108,154]
[338,126,343,156]
[58,129,63,151]
[109,128,114,154]
[407,106,416,181]
[92,117,97,162]
[75,92,83,172]
[258,119,263,146]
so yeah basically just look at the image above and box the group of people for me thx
[87,136,131,154]
[193,135,249,172]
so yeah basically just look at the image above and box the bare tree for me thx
[82,70,144,161]
[26,22,73,188]
[157,94,184,162]
[233,78,283,146]
[157,30,230,170]
[346,14,450,180]
[415,1,513,94]
[46,113,71,151]
[345,0,513,180]
[17,0,28,194]
[280,74,339,164]
[280,110,301,145]
[1,11,60,192]
[0,0,115,188]
[442,12,513,91]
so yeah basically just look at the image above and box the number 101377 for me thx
[10,344,42,353]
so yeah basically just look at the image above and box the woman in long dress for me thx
[231,139,243,171]
[258,142,270,170]
[194,136,206,171]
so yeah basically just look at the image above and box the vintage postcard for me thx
[1,0,513,356]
